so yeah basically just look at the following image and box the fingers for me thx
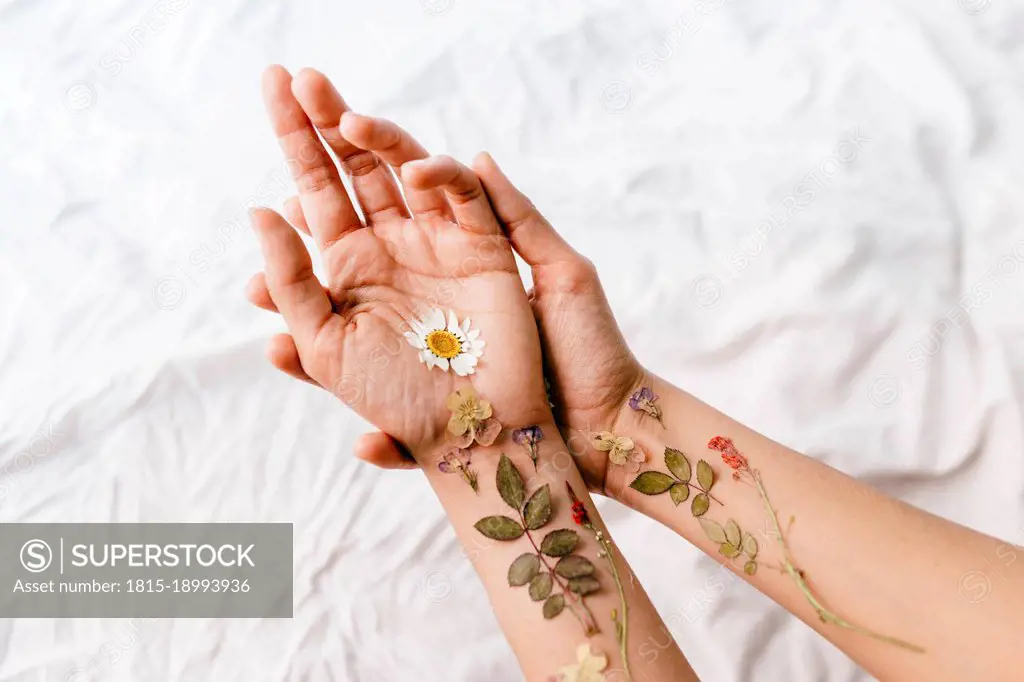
[354,431,420,470]
[266,333,318,386]
[245,272,278,312]
[246,270,333,314]
[473,151,580,266]
[283,196,310,236]
[291,69,409,225]
[339,112,451,219]
[251,208,334,349]
[402,155,500,235]
[262,65,362,249]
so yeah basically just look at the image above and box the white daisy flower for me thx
[404,308,485,376]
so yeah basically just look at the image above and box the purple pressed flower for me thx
[512,425,544,469]
[629,386,664,427]
[438,448,478,491]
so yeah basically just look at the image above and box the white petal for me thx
[452,326,467,342]
[467,329,480,341]
[437,356,450,372]
[426,308,446,331]
[418,350,430,364]
[447,309,460,332]
[450,354,476,376]
[405,331,425,349]
[462,317,471,332]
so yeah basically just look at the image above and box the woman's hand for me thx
[249,66,550,459]
[247,70,644,487]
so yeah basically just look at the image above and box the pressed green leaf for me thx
[743,560,758,576]
[496,454,526,511]
[554,555,595,579]
[540,529,579,557]
[474,515,524,541]
[629,471,675,495]
[568,575,600,596]
[669,483,690,506]
[724,519,741,548]
[664,448,691,482]
[542,594,565,619]
[690,493,710,517]
[529,572,553,601]
[523,484,552,530]
[699,518,728,544]
[719,543,741,559]
[696,459,715,491]
[741,533,758,559]
[508,553,541,586]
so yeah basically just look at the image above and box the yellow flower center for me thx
[426,329,462,359]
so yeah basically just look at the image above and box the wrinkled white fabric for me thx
[1,0,1023,679]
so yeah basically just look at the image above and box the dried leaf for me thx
[542,594,565,619]
[507,553,541,586]
[741,533,758,559]
[743,560,758,576]
[529,572,553,601]
[568,576,600,596]
[696,459,715,491]
[496,454,525,510]
[523,484,552,530]
[474,515,524,541]
[540,529,579,557]
[725,519,741,548]
[554,555,595,579]
[628,471,675,495]
[719,543,742,559]
[699,518,727,544]
[669,483,690,506]
[664,448,691,482]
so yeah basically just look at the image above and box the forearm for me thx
[422,422,698,682]
[603,374,1022,682]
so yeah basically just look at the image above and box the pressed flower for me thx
[404,308,485,376]
[591,431,645,471]
[708,435,748,470]
[446,388,502,448]
[557,643,608,682]
[628,386,663,427]
[566,482,590,526]
[512,425,544,469]
[438,448,478,491]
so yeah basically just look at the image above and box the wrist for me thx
[602,369,671,502]
[415,385,554,464]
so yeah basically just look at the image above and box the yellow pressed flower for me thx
[446,388,502,448]
[557,643,608,682]
[592,431,645,471]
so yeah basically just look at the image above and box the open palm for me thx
[251,67,548,458]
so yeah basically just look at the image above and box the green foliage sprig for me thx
[628,447,724,517]
[698,517,759,575]
[474,455,600,636]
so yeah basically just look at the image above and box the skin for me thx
[250,66,698,681]
[249,70,1024,681]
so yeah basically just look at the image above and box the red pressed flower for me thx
[572,501,587,525]
[566,482,591,526]
[724,452,748,470]
[710,435,748,470]
[708,436,733,452]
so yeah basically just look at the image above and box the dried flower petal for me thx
[476,418,502,446]
[557,643,608,682]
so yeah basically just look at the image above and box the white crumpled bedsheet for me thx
[2,0,1023,679]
